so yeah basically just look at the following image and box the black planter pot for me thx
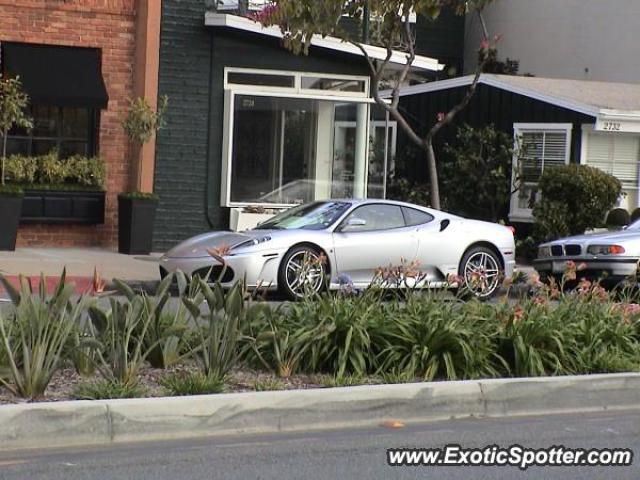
[118,196,158,255]
[0,194,23,251]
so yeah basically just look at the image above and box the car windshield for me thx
[254,201,351,230]
[627,219,640,230]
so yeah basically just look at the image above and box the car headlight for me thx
[587,245,626,255]
[537,246,552,258]
[231,236,272,251]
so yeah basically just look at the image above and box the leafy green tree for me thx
[0,75,33,186]
[256,0,497,209]
[122,95,168,145]
[442,124,514,222]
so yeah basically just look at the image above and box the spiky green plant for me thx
[377,292,504,381]
[181,278,266,379]
[160,371,226,396]
[252,377,286,391]
[115,272,192,369]
[74,379,146,400]
[0,271,87,398]
[86,291,163,387]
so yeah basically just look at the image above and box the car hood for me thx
[544,229,640,246]
[164,230,276,258]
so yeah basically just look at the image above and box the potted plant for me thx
[119,95,168,254]
[0,75,32,251]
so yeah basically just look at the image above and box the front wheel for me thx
[278,246,326,300]
[459,246,503,299]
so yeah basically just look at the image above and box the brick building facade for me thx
[0,0,160,248]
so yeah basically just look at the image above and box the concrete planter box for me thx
[118,196,158,255]
[229,208,276,231]
[21,189,105,225]
[0,194,23,251]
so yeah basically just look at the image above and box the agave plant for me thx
[86,293,160,387]
[0,271,87,398]
[113,272,191,369]
[181,277,266,381]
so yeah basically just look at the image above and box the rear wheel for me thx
[459,246,503,299]
[278,246,326,300]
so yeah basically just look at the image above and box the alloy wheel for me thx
[463,250,501,298]
[284,250,325,298]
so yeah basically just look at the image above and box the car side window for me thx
[402,207,434,227]
[340,204,405,232]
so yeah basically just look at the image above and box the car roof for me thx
[329,198,432,210]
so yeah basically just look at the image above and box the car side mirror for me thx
[340,217,367,232]
[440,219,450,232]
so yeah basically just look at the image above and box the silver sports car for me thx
[535,220,640,282]
[159,199,516,299]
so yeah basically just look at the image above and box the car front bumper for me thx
[533,257,640,280]
[159,251,283,290]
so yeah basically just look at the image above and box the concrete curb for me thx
[0,373,638,452]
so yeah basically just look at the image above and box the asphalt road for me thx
[0,410,637,480]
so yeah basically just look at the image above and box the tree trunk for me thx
[424,140,440,210]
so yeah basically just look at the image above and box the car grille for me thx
[548,244,582,257]
[193,265,235,283]
[564,244,582,256]
[551,245,564,256]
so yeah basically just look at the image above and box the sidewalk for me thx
[0,248,160,296]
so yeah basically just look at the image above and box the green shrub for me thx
[606,208,630,228]
[497,303,572,377]
[319,374,366,387]
[533,164,622,241]
[377,293,505,381]
[252,378,286,391]
[38,152,68,184]
[0,271,87,398]
[118,191,159,201]
[289,289,390,377]
[4,155,37,184]
[67,155,106,187]
[74,380,146,400]
[442,124,514,222]
[160,371,225,396]
[3,153,106,189]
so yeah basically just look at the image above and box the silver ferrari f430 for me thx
[159,199,516,299]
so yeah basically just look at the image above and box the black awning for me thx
[2,42,109,109]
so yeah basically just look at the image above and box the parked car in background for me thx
[160,199,516,300]
[534,220,640,282]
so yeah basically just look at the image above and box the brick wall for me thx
[0,0,137,248]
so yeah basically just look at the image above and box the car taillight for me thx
[506,226,516,235]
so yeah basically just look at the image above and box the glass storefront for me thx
[223,68,396,208]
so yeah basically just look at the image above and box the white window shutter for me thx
[586,131,640,189]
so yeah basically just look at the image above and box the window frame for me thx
[221,67,375,209]
[337,203,408,233]
[401,206,434,227]
[580,123,640,210]
[509,123,573,222]
[6,105,97,158]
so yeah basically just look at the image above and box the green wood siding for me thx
[154,0,370,250]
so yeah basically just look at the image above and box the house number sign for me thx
[595,119,640,133]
